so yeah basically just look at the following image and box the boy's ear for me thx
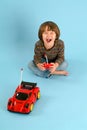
[55,35,58,40]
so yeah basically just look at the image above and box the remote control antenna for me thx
[44,54,48,64]
[20,68,23,84]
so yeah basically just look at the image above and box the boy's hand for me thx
[49,62,59,74]
[37,63,46,71]
[43,62,53,69]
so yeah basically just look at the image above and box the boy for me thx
[28,21,68,78]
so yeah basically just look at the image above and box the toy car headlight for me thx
[25,103,29,108]
[8,100,12,106]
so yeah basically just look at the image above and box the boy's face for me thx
[42,26,56,49]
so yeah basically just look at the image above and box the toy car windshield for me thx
[16,92,28,100]
[21,81,37,90]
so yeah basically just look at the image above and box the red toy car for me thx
[7,81,40,114]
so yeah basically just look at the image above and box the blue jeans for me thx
[28,60,68,78]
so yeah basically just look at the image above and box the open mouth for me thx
[46,39,52,43]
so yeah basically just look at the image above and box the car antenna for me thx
[20,68,23,85]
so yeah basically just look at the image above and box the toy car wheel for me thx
[30,103,34,112]
[37,91,40,99]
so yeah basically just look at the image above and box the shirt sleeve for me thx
[55,40,65,65]
[34,42,42,65]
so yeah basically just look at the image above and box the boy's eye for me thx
[43,32,54,35]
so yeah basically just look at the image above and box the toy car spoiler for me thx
[21,81,37,89]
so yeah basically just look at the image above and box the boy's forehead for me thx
[44,26,52,31]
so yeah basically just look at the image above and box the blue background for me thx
[0,0,87,130]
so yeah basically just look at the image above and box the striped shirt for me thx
[34,39,65,65]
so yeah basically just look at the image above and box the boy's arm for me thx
[55,40,65,65]
[34,43,42,65]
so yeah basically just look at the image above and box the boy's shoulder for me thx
[58,39,64,44]
[55,39,64,46]
[35,40,43,46]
